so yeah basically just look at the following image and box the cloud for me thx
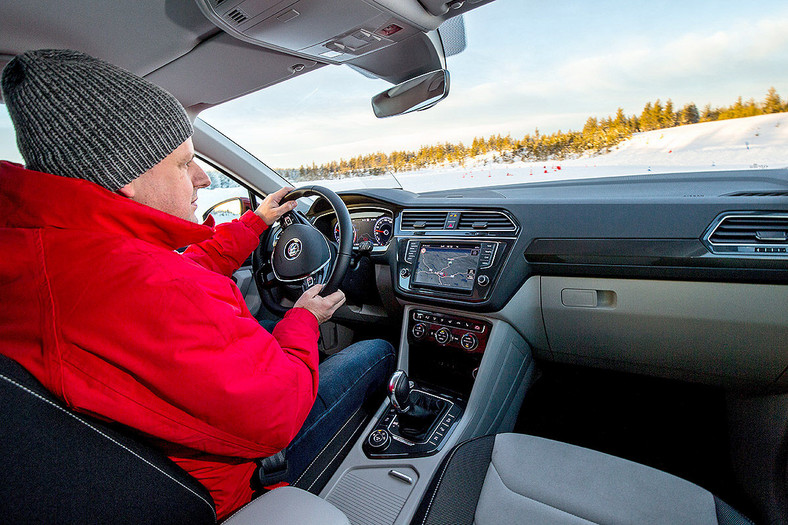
[549,17,788,98]
[416,15,788,136]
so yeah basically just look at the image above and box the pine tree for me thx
[700,104,718,122]
[652,100,665,130]
[679,103,700,125]
[764,87,783,114]
[614,108,627,128]
[640,102,657,131]
[663,99,676,127]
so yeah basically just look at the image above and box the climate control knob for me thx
[412,322,427,339]
[460,332,479,351]
[434,327,451,345]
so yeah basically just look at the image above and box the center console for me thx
[396,240,513,302]
[361,309,493,460]
[407,309,491,396]
[393,209,518,304]
[362,387,463,459]
[320,301,536,525]
[319,209,529,524]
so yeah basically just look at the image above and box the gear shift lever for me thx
[387,370,448,441]
[388,369,411,413]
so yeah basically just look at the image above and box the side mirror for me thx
[371,69,450,118]
[202,197,251,223]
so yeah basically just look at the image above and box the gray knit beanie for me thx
[1,49,193,191]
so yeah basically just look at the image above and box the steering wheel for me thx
[253,185,352,316]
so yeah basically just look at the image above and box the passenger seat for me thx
[411,433,754,525]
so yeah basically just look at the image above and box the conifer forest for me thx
[278,88,788,182]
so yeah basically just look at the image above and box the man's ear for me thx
[117,181,135,198]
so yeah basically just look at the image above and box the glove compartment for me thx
[540,276,788,387]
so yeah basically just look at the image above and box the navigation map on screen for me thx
[412,244,480,291]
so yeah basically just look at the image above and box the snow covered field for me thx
[298,113,788,193]
[198,112,788,213]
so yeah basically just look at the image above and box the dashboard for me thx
[306,169,788,390]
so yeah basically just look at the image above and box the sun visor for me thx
[143,32,323,112]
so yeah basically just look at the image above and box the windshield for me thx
[2,2,785,194]
[201,1,788,194]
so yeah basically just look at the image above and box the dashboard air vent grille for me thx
[226,8,248,24]
[457,211,516,230]
[709,215,788,245]
[725,191,788,197]
[400,211,449,230]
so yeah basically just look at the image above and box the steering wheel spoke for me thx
[258,270,279,289]
[300,271,321,293]
[279,211,297,229]
[279,209,310,230]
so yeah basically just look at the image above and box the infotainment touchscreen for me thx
[412,243,481,292]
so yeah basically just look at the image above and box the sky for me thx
[3,0,788,168]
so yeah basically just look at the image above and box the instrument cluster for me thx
[325,208,394,248]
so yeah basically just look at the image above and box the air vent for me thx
[457,211,516,231]
[215,0,227,6]
[401,211,449,230]
[705,213,788,256]
[226,8,248,24]
[725,191,788,197]
[709,216,788,244]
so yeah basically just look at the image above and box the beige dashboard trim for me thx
[539,276,788,387]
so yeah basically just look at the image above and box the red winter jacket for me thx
[0,161,320,519]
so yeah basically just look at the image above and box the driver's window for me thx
[195,158,249,224]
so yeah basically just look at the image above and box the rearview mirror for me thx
[371,70,450,118]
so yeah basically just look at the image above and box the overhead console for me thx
[193,0,490,64]
[394,209,519,305]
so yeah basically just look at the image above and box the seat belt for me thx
[257,450,288,488]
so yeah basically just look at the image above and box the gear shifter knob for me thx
[388,370,411,413]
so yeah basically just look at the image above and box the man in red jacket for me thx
[0,49,394,519]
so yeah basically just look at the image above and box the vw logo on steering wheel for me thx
[284,238,302,260]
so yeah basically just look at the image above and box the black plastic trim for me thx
[525,238,788,283]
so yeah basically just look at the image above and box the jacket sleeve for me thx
[182,211,267,277]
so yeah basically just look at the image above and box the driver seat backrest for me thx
[0,354,217,524]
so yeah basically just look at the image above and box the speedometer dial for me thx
[334,222,357,244]
[373,216,393,246]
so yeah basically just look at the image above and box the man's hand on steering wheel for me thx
[294,284,346,324]
[254,186,297,225]
[253,185,352,319]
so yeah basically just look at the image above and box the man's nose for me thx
[190,162,211,189]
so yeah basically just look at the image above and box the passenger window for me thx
[195,158,251,224]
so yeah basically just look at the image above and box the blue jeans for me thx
[284,338,395,485]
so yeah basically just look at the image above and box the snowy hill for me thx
[310,113,788,193]
[583,112,788,172]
